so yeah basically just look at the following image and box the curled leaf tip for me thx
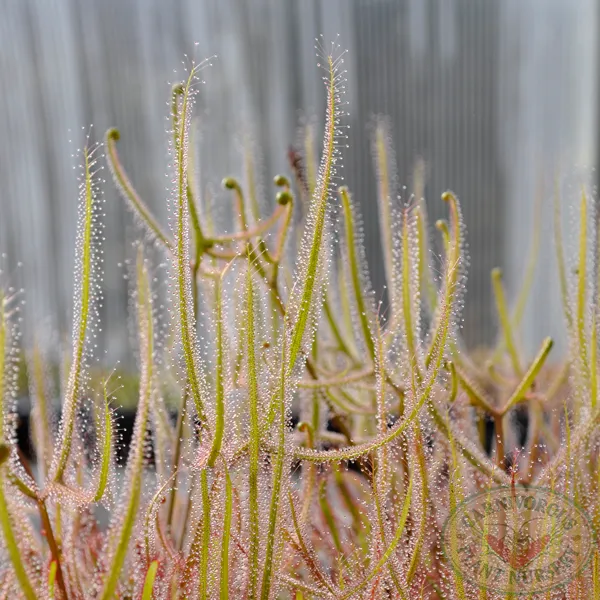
[106,127,120,141]
[277,190,293,206]
[222,177,239,190]
[274,174,290,188]
[172,82,185,95]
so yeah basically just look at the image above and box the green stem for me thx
[0,470,37,600]
[577,189,590,380]
[339,476,413,600]
[246,264,261,599]
[288,55,338,371]
[322,295,357,362]
[54,145,95,482]
[106,129,173,252]
[373,120,398,319]
[592,314,598,410]
[319,479,342,553]
[219,466,233,600]
[166,389,187,530]
[142,561,159,600]
[554,181,572,327]
[199,469,211,600]
[38,501,68,600]
[93,382,113,502]
[30,344,52,482]
[259,340,288,600]
[425,193,461,370]
[415,203,438,313]
[48,561,57,599]
[491,268,522,377]
[0,297,6,443]
[401,206,420,378]
[339,187,375,360]
[208,271,227,467]
[176,66,207,425]
[501,337,553,413]
[99,251,154,600]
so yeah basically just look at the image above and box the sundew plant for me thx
[1,38,600,600]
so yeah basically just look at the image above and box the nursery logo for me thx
[441,486,594,595]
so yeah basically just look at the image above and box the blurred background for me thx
[0,0,597,365]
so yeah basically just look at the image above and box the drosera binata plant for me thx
[1,35,600,600]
